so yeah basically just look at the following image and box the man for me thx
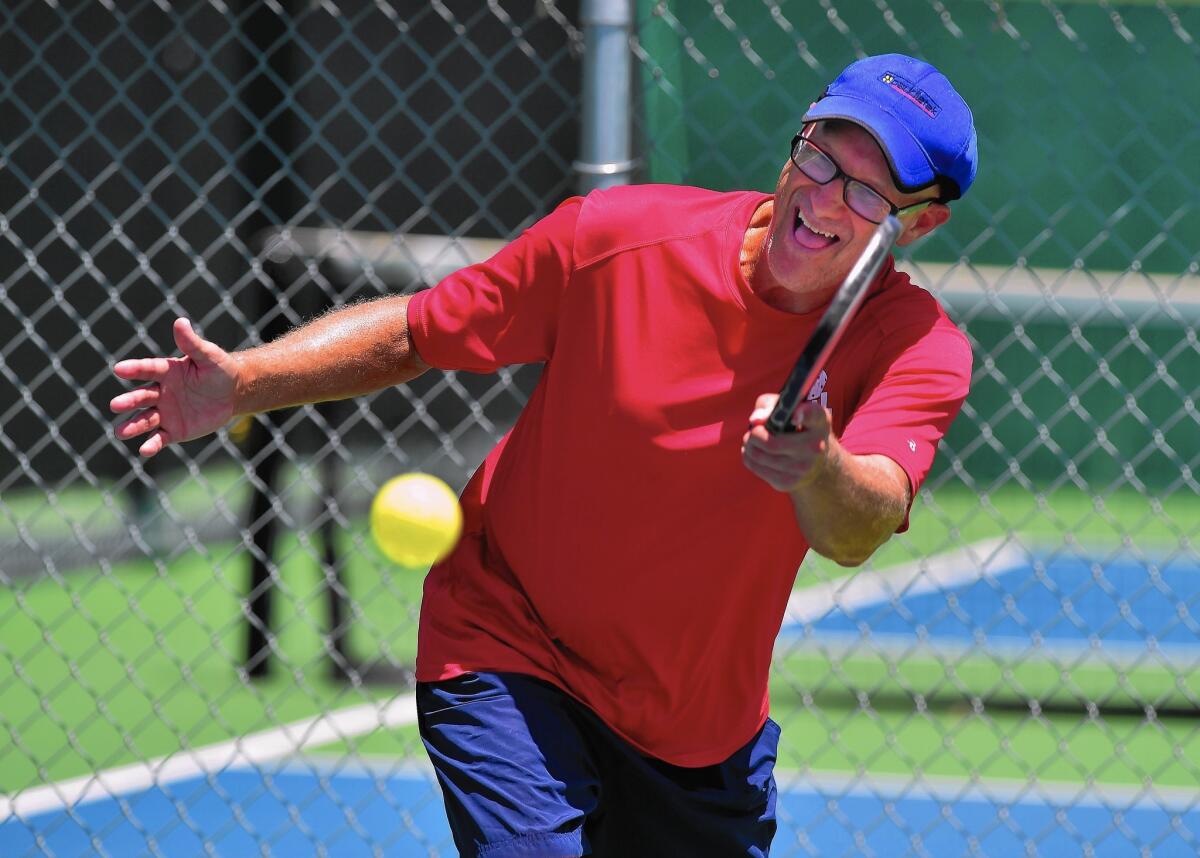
[112,53,975,857]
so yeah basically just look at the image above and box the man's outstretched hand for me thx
[110,318,240,458]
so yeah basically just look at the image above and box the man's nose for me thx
[807,176,845,216]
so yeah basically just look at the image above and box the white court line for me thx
[0,693,418,823]
[782,537,1027,626]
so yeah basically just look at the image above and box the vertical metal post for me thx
[574,0,637,193]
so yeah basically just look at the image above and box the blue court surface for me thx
[4,762,1199,856]
[783,550,1200,656]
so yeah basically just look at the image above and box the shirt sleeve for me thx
[406,196,582,372]
[838,319,973,530]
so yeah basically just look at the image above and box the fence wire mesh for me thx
[2,0,1199,855]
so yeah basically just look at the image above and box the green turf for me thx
[768,649,1200,786]
[2,478,1198,796]
[0,528,424,793]
[0,460,330,546]
[771,701,1200,788]
[773,643,1200,711]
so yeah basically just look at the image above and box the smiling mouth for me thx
[793,208,839,250]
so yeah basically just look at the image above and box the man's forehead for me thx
[806,120,893,186]
[807,119,940,204]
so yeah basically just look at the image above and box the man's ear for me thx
[896,203,950,246]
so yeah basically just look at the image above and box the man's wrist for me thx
[231,351,259,418]
[788,434,841,494]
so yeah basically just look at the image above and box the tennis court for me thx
[5,538,1198,856]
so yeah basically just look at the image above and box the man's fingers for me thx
[110,385,159,414]
[748,394,818,431]
[741,448,803,490]
[138,429,170,458]
[115,409,161,440]
[748,393,780,427]
[744,440,805,469]
[753,392,779,412]
[113,357,173,383]
[743,435,818,473]
[747,400,831,433]
[173,318,224,366]
[793,401,831,431]
[742,417,830,493]
[743,428,787,456]
[745,422,823,447]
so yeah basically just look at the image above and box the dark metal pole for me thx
[239,1,298,678]
[318,423,353,678]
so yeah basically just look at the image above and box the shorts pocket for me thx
[417,672,507,715]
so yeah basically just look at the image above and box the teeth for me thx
[796,210,837,240]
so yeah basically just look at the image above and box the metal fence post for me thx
[575,0,636,192]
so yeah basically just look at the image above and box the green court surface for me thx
[2,480,1198,796]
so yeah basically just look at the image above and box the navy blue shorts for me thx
[417,671,779,857]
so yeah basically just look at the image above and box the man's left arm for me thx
[742,398,910,566]
[742,320,972,566]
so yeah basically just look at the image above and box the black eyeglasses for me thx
[789,135,936,225]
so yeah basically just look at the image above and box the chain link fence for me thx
[2,0,1198,855]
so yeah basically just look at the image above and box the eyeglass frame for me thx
[788,129,941,225]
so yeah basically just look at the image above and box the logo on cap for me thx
[879,72,940,118]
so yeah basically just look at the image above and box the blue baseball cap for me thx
[802,54,977,200]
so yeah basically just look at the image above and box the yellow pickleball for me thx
[369,473,463,568]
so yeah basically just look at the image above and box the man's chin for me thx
[760,239,842,307]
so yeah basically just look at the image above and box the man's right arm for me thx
[234,294,429,413]
[111,294,428,458]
